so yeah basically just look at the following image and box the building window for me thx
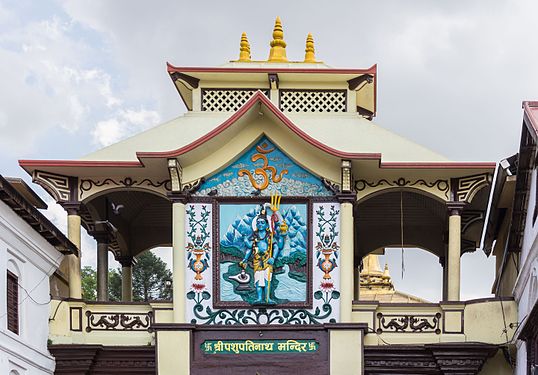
[6,271,19,334]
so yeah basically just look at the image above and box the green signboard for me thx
[201,339,319,354]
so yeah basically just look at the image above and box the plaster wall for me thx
[157,330,190,375]
[463,300,517,343]
[514,168,538,374]
[181,115,340,184]
[0,200,64,374]
[478,351,513,375]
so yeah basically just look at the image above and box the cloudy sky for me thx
[1,0,537,301]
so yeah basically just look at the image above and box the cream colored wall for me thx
[181,113,341,184]
[464,300,517,343]
[157,330,190,375]
[479,351,513,375]
[330,330,363,375]
[356,82,375,114]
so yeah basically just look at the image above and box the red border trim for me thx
[167,62,377,75]
[380,162,496,169]
[19,160,143,168]
[523,101,538,135]
[19,92,495,171]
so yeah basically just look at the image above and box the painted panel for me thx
[216,202,309,307]
[185,202,341,325]
[195,137,332,197]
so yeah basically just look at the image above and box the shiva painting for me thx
[216,198,310,307]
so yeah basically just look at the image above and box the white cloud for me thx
[91,108,160,147]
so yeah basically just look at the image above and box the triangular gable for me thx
[195,136,332,197]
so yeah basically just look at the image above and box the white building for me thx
[0,176,77,375]
[485,101,538,374]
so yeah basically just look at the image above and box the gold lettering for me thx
[245,340,255,352]
[214,341,224,352]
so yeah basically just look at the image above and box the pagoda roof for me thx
[167,61,377,77]
[19,92,494,176]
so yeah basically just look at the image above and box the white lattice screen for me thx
[279,90,347,113]
[201,89,269,112]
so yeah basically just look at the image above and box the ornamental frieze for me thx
[355,177,450,200]
[79,177,171,200]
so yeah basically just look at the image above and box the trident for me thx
[266,192,283,303]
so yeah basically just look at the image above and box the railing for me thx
[85,310,153,332]
[352,297,517,345]
[49,299,173,346]
[48,298,517,347]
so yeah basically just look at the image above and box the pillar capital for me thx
[168,192,190,204]
[116,255,134,268]
[446,201,466,216]
[336,192,357,204]
[61,201,81,215]
[89,230,112,244]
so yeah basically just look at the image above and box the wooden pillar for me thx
[447,202,464,301]
[353,264,361,301]
[440,256,448,301]
[171,195,187,323]
[339,160,356,322]
[66,205,82,299]
[118,256,133,302]
[339,198,355,322]
[95,233,109,302]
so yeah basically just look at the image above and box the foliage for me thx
[83,251,173,302]
[108,268,122,302]
[81,266,96,301]
[132,251,172,302]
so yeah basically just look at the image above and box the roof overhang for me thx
[19,91,495,181]
[0,175,78,256]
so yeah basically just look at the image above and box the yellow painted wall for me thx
[157,330,190,375]
[330,330,363,375]
[479,350,513,375]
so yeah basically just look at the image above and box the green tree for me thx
[82,251,172,302]
[132,251,172,302]
[81,266,96,301]
[108,268,122,302]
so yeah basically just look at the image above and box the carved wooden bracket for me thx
[33,170,77,203]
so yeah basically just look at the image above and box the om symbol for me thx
[238,142,288,191]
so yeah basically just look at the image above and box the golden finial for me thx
[268,16,288,62]
[238,32,251,62]
[304,33,316,63]
[382,263,391,278]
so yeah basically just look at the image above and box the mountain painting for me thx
[218,202,309,305]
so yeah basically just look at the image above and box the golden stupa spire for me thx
[304,33,316,63]
[238,32,251,62]
[360,254,394,292]
[268,16,288,62]
[382,263,391,278]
